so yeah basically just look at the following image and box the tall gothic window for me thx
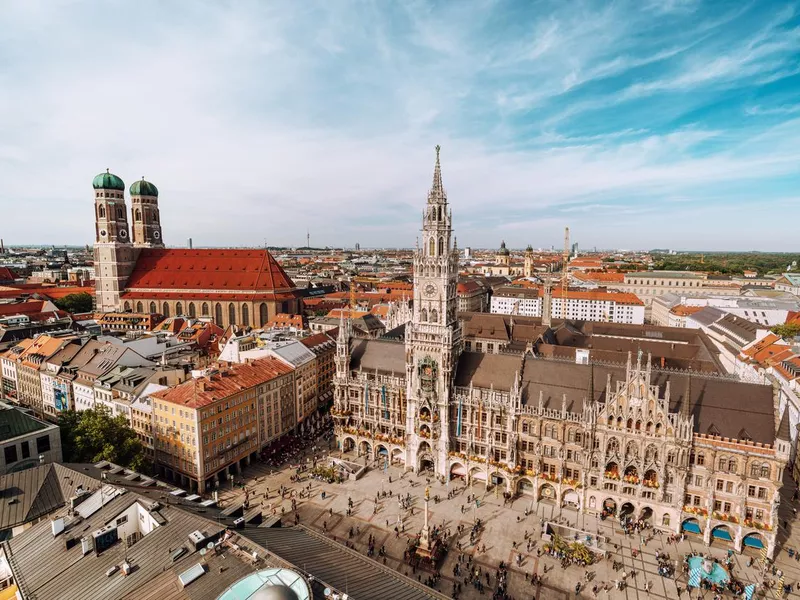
[149,301,156,313]
[134,209,141,221]
[98,205,105,218]
[420,308,427,322]
[175,302,183,316]
[136,301,143,313]
[162,302,170,318]
[117,207,124,219]
[123,301,131,311]
[228,303,236,326]
[438,237,444,255]
[430,309,438,323]
[242,304,249,327]
[215,303,223,325]
[201,302,209,316]
[260,303,268,325]
[429,238,435,256]
[188,302,196,317]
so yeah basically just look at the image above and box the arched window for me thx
[662,514,671,526]
[607,416,614,427]
[136,301,143,313]
[728,459,737,473]
[567,429,575,443]
[760,463,770,478]
[626,418,633,430]
[215,303,223,325]
[635,420,641,431]
[175,302,183,316]
[429,238,435,256]
[260,303,268,325]
[162,302,170,318]
[430,309,438,323]
[153,211,159,223]
[123,301,131,311]
[242,304,249,327]
[117,207,124,219]
[134,209,141,221]
[228,303,236,325]
[420,308,427,322]
[689,451,696,464]
[438,237,444,255]
[750,462,760,477]
[718,457,727,471]
[437,206,442,221]
[667,451,676,464]
[149,301,156,313]
[591,455,599,468]
[202,302,209,316]
[188,302,196,317]
[98,205,106,219]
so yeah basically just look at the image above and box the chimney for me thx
[188,238,193,249]
[197,380,206,392]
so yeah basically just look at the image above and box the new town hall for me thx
[333,147,790,557]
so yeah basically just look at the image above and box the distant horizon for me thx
[3,243,800,256]
[2,2,800,250]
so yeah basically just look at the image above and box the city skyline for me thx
[2,1,800,250]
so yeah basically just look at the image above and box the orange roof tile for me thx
[152,357,293,408]
[573,272,626,283]
[669,305,706,317]
[124,248,299,296]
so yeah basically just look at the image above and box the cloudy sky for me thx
[2,1,800,251]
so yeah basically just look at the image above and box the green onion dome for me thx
[92,169,125,191]
[130,177,158,197]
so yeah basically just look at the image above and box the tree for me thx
[53,292,93,313]
[58,407,149,473]
[771,322,800,340]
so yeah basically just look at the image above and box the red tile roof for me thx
[669,305,706,317]
[0,300,49,316]
[266,313,306,329]
[124,249,298,296]
[0,267,18,282]
[573,271,626,283]
[152,357,293,408]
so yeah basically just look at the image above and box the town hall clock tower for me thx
[405,146,462,477]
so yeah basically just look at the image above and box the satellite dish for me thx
[207,542,214,550]
[324,589,331,597]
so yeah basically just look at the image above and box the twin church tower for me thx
[92,171,163,312]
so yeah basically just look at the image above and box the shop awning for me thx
[712,528,732,541]
[743,535,764,548]
[682,521,702,534]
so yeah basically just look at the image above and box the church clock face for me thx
[99,229,107,239]
[424,283,436,297]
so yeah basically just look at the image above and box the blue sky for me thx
[1,0,800,250]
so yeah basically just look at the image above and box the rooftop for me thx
[152,358,294,409]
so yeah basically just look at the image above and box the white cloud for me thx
[0,0,799,251]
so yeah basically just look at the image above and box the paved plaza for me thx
[217,440,800,599]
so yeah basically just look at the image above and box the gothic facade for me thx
[332,148,789,558]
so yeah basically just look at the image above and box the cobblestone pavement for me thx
[218,444,800,599]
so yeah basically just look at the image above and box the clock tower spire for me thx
[405,146,461,477]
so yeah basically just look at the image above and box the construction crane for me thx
[561,226,570,319]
